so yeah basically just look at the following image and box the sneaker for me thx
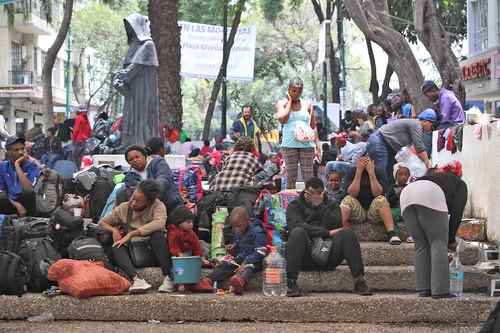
[286,279,303,297]
[389,235,402,245]
[158,275,175,293]
[191,278,213,293]
[230,275,246,296]
[406,236,414,243]
[129,277,151,294]
[354,276,372,296]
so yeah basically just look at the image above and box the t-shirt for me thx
[400,180,448,213]
[0,160,40,200]
[379,119,426,153]
[344,167,389,209]
[401,103,413,118]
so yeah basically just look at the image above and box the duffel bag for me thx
[0,250,29,296]
[47,259,130,298]
[68,236,105,261]
[18,237,61,292]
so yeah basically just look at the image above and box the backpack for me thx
[30,135,46,160]
[181,166,204,203]
[19,217,51,240]
[34,168,64,216]
[0,251,29,296]
[0,215,23,253]
[18,237,61,292]
[68,236,105,261]
[255,190,287,248]
[83,137,102,156]
[49,208,84,257]
[89,177,115,221]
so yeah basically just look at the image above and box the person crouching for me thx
[199,207,267,295]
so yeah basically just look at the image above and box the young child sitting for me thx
[199,207,267,295]
[326,170,346,203]
[167,206,211,292]
[392,163,413,243]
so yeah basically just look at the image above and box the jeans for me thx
[0,190,36,216]
[367,132,397,186]
[111,231,172,279]
[402,205,449,295]
[209,261,260,283]
[286,227,365,281]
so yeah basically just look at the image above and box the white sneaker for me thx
[389,235,402,245]
[158,275,175,293]
[129,277,151,294]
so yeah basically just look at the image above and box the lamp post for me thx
[65,26,72,118]
[221,0,228,138]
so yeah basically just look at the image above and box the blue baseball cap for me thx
[418,108,437,122]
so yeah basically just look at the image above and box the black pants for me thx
[111,231,172,279]
[0,190,36,216]
[286,227,365,281]
[209,261,260,283]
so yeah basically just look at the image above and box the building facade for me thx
[462,0,500,115]
[0,0,85,135]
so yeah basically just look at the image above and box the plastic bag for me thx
[395,147,427,177]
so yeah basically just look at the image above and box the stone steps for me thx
[140,265,488,292]
[0,292,495,324]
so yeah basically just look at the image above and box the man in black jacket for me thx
[285,177,371,297]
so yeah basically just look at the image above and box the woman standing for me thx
[400,171,467,298]
[276,77,320,189]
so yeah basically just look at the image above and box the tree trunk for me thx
[149,0,183,136]
[344,0,426,111]
[202,0,246,141]
[380,62,394,102]
[329,43,341,103]
[366,39,379,104]
[414,0,465,105]
[42,0,74,128]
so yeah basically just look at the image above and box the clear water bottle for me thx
[449,252,464,297]
[263,247,287,296]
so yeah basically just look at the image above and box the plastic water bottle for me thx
[449,253,464,297]
[263,247,287,296]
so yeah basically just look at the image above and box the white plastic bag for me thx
[395,147,427,177]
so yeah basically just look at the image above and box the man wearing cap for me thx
[0,137,40,216]
[422,81,465,128]
[324,132,367,183]
[366,111,436,186]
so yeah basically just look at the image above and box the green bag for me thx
[211,207,228,259]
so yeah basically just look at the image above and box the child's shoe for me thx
[191,278,213,293]
[230,275,246,295]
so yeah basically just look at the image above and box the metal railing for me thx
[8,70,34,85]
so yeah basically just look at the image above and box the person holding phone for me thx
[0,137,40,216]
[276,77,320,189]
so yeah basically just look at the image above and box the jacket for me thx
[147,156,182,212]
[167,224,202,257]
[72,113,92,143]
[286,192,342,238]
[227,221,267,266]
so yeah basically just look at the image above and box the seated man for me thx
[324,132,367,182]
[0,137,40,217]
[209,137,262,192]
[199,207,267,295]
[286,177,371,297]
[340,156,401,245]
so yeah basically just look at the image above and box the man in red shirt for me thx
[72,109,91,166]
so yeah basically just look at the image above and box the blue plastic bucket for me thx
[172,256,202,284]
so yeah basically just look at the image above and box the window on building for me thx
[10,42,23,84]
[473,0,488,53]
[33,47,38,74]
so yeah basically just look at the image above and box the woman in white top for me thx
[400,171,467,298]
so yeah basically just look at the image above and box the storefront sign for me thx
[462,58,491,81]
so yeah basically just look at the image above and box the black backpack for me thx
[18,237,61,292]
[49,208,84,257]
[0,216,23,253]
[19,217,51,240]
[89,177,114,221]
[86,223,113,247]
[34,168,64,216]
[68,236,105,261]
[0,251,29,296]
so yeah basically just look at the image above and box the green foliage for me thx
[259,0,283,22]
[179,0,223,25]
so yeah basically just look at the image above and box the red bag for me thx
[48,259,130,298]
